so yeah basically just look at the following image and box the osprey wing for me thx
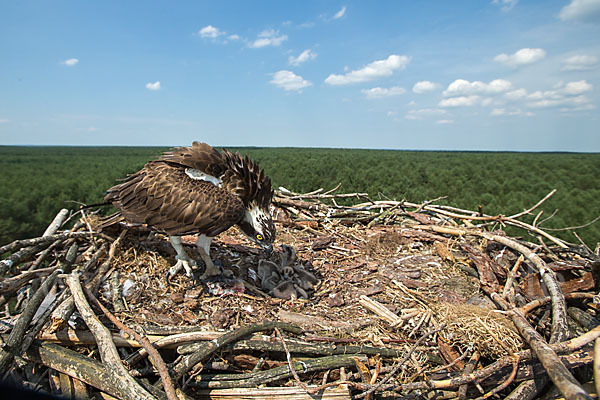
[105,162,245,237]
[158,141,226,178]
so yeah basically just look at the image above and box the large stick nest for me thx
[1,186,599,399]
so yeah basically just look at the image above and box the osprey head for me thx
[238,202,276,255]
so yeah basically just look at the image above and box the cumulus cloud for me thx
[333,6,347,19]
[443,79,512,97]
[436,119,454,124]
[325,55,411,85]
[145,81,161,91]
[198,25,222,38]
[249,29,288,48]
[270,70,312,91]
[405,108,447,120]
[412,81,439,94]
[439,95,480,107]
[504,88,528,100]
[361,86,406,99]
[559,0,600,23]
[525,80,593,109]
[492,0,518,12]
[228,34,240,41]
[561,54,598,70]
[63,58,79,66]
[494,48,546,67]
[563,80,593,94]
[289,49,317,66]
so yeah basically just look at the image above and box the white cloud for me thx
[439,95,480,107]
[0,118,9,123]
[289,49,317,66]
[494,48,546,67]
[270,70,312,92]
[325,54,411,85]
[145,81,161,91]
[333,6,347,19]
[412,81,439,94]
[491,108,534,116]
[249,29,288,48]
[560,104,596,112]
[504,88,528,100]
[198,25,222,38]
[492,0,518,12]
[362,86,406,99]
[88,126,98,132]
[437,119,454,124]
[439,95,482,108]
[561,54,598,70]
[405,108,447,120]
[562,80,593,94]
[559,0,600,23]
[228,34,240,41]
[443,79,512,97]
[524,81,593,109]
[63,58,79,66]
[528,95,591,108]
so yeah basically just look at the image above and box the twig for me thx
[66,273,156,400]
[492,293,590,400]
[84,287,178,400]
[355,324,444,399]
[170,321,302,382]
[274,327,311,393]
[476,356,519,399]
[0,268,62,374]
[458,351,480,399]
[0,231,94,255]
[508,189,556,219]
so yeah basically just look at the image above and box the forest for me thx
[0,145,598,247]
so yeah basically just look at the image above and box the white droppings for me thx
[122,279,136,297]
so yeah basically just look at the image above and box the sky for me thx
[1,0,599,151]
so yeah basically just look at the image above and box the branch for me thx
[66,273,156,400]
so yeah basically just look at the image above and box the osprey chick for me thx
[104,142,276,280]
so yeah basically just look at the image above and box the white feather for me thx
[185,168,222,187]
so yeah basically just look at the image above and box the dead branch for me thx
[84,287,178,400]
[170,321,302,382]
[0,268,62,374]
[66,273,156,400]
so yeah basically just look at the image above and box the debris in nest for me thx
[1,186,599,400]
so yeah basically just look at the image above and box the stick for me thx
[274,327,311,393]
[355,325,443,399]
[492,293,590,400]
[170,321,302,382]
[0,231,93,255]
[84,288,178,400]
[43,208,70,237]
[66,273,156,400]
[0,267,62,375]
[190,354,361,389]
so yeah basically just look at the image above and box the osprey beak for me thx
[262,243,273,256]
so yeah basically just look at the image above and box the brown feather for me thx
[103,142,274,239]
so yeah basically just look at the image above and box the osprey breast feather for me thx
[104,141,276,280]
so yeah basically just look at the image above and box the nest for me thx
[1,186,599,399]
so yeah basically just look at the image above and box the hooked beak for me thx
[262,243,273,256]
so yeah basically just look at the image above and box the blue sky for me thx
[1,1,599,151]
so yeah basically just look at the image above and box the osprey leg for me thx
[167,236,197,280]
[196,235,220,279]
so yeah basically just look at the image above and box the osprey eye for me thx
[256,234,263,241]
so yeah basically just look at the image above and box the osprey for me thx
[104,142,276,280]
